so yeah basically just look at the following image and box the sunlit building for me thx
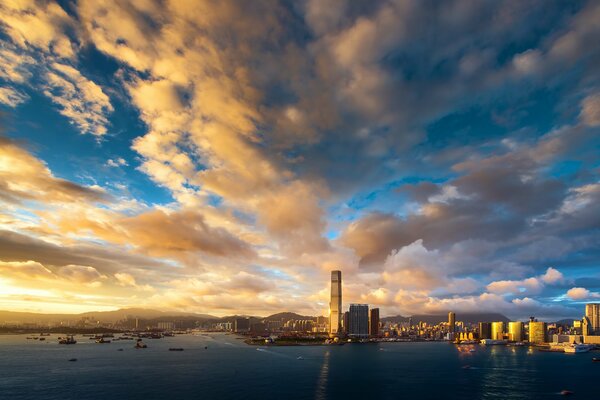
[448,312,456,333]
[369,308,380,337]
[329,270,342,336]
[491,322,505,341]
[528,317,547,343]
[508,321,524,342]
[585,303,600,335]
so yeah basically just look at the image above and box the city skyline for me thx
[1,1,600,320]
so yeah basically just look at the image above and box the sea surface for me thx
[0,333,597,400]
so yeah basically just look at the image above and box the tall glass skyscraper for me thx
[348,304,369,338]
[329,270,342,336]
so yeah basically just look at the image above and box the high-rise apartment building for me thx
[369,308,380,337]
[491,321,505,341]
[448,312,456,333]
[348,304,369,338]
[528,317,547,343]
[329,270,342,336]
[585,303,600,335]
[508,321,524,342]
[479,322,492,339]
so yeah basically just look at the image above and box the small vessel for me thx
[95,337,111,344]
[169,348,184,351]
[564,343,592,353]
[462,365,471,369]
[117,348,124,351]
[134,339,147,349]
[560,390,574,396]
[59,335,77,345]
[297,356,304,360]
[39,337,46,341]
[204,346,208,350]
[593,357,600,362]
[68,358,77,362]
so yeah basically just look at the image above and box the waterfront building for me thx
[585,303,600,335]
[329,270,342,336]
[491,322,505,341]
[369,308,380,337]
[348,304,369,338]
[508,321,524,342]
[528,318,547,344]
[157,321,175,331]
[448,312,456,333]
[343,311,350,334]
[234,317,251,333]
[479,322,492,339]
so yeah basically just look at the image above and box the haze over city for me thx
[1,0,600,322]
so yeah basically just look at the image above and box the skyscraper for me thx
[508,321,524,342]
[348,304,369,338]
[448,312,456,333]
[585,303,600,335]
[329,270,342,336]
[369,308,380,337]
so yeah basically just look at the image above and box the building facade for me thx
[491,322,505,341]
[348,304,369,338]
[479,322,492,339]
[508,321,524,342]
[448,312,456,334]
[528,320,547,343]
[369,308,380,337]
[585,303,600,335]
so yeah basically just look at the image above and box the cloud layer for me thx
[0,0,599,320]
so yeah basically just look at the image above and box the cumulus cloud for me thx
[566,287,600,300]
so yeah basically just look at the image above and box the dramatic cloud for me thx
[0,0,598,318]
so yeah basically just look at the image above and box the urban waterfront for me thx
[1,333,598,400]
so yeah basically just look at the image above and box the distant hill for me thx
[382,313,510,325]
[556,319,575,326]
[264,312,317,321]
[0,308,217,324]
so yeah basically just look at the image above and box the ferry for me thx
[564,343,592,353]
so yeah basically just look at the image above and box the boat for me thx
[59,336,77,345]
[134,339,147,349]
[564,343,592,353]
[297,356,304,360]
[68,358,77,362]
[593,357,600,362]
[560,390,574,396]
[39,337,46,341]
[95,337,111,344]
[169,348,184,351]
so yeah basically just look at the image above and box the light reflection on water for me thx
[315,350,330,400]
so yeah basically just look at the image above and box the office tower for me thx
[369,308,380,337]
[491,321,505,340]
[348,304,369,338]
[528,317,547,343]
[479,322,492,339]
[508,321,524,342]
[585,303,600,335]
[448,312,456,333]
[329,270,342,336]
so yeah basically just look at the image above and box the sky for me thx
[0,0,599,320]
